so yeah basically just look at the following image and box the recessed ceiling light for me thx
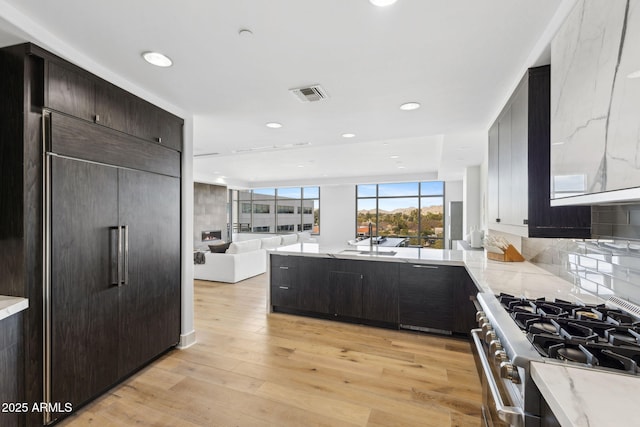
[397,165,406,169]
[265,122,282,128]
[342,133,356,138]
[142,51,173,67]
[390,155,399,159]
[627,69,640,79]
[297,165,305,168]
[370,0,398,6]
[400,102,421,111]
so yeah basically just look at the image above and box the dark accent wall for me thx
[193,183,228,249]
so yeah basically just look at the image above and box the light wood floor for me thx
[59,274,482,426]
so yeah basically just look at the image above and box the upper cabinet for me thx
[45,57,183,152]
[488,66,591,238]
[550,0,640,205]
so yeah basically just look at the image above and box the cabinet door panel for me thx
[50,156,119,411]
[488,123,500,223]
[270,255,299,309]
[117,169,181,377]
[362,261,398,323]
[95,80,128,132]
[47,61,95,122]
[510,78,529,226]
[329,271,363,318]
[158,109,183,151]
[498,109,513,225]
[297,257,330,313]
[398,264,454,332]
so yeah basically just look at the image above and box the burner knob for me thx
[481,322,493,336]
[477,316,488,327]
[489,339,503,354]
[494,349,507,364]
[485,330,497,344]
[475,311,486,322]
[499,362,521,384]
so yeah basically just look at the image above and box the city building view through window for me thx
[356,181,444,248]
[231,187,320,234]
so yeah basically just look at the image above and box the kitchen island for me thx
[269,243,638,426]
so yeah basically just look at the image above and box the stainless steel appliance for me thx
[473,292,640,427]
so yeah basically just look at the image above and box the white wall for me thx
[318,184,356,248]
[463,165,482,237]
[444,180,463,249]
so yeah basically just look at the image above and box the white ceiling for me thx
[0,0,570,188]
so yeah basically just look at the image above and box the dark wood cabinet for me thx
[45,54,183,152]
[452,270,480,334]
[47,60,96,122]
[117,169,181,377]
[0,43,183,426]
[488,65,591,238]
[329,270,364,318]
[398,264,455,333]
[0,313,24,427]
[361,261,398,323]
[270,255,300,309]
[297,257,330,313]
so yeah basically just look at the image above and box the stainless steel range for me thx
[473,292,640,427]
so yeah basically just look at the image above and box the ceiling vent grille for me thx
[289,85,329,103]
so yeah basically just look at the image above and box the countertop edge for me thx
[531,361,640,427]
[0,296,29,321]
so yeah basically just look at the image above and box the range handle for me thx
[471,328,524,427]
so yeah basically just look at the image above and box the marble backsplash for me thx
[522,237,640,306]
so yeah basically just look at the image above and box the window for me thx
[232,186,320,235]
[277,205,295,214]
[356,181,444,249]
[253,204,270,214]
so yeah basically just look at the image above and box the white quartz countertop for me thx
[0,295,28,321]
[531,362,640,427]
[272,243,603,304]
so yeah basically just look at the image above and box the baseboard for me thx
[177,330,196,349]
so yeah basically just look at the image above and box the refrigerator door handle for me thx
[110,226,122,286]
[122,225,129,286]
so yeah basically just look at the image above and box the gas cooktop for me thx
[497,293,640,375]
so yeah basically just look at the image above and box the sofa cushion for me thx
[280,234,298,246]
[296,231,312,242]
[260,236,282,249]
[209,242,230,253]
[226,239,262,254]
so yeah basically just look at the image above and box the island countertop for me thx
[0,295,28,321]
[271,243,602,305]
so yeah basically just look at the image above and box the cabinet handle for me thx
[279,266,289,270]
[496,218,501,223]
[523,219,528,225]
[122,225,129,286]
[157,137,162,144]
[412,265,438,269]
[278,286,289,290]
[94,114,100,123]
[111,225,123,286]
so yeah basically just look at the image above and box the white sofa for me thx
[194,232,314,283]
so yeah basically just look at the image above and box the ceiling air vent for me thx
[289,85,329,103]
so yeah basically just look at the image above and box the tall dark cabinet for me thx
[487,65,591,238]
[0,43,182,426]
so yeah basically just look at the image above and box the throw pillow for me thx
[209,243,230,253]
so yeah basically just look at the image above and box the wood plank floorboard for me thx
[59,273,482,426]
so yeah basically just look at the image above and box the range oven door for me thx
[471,329,525,427]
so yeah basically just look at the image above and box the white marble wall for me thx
[551,0,640,198]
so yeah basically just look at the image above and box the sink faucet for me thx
[368,222,373,251]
